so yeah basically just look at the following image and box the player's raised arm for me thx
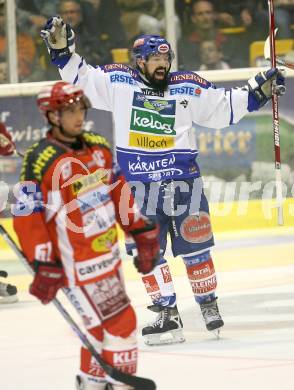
[189,68,286,130]
[40,16,113,112]
[40,16,75,68]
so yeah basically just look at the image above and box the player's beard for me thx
[144,67,169,90]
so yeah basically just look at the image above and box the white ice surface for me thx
[1,265,294,390]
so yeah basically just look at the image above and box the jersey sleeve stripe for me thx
[73,57,84,85]
[229,89,234,125]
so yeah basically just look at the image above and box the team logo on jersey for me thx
[110,72,136,85]
[75,249,120,282]
[141,88,164,97]
[130,109,175,135]
[117,149,186,181]
[180,212,213,243]
[170,73,208,85]
[129,132,174,149]
[77,186,111,213]
[143,100,174,112]
[82,203,116,238]
[180,99,189,108]
[170,85,202,96]
[71,169,110,195]
[133,92,176,115]
[91,227,117,253]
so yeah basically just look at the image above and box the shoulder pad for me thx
[100,63,132,73]
[169,71,211,88]
[20,139,64,182]
[99,63,140,80]
[82,131,111,149]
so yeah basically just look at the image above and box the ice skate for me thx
[142,304,185,346]
[200,298,224,338]
[0,271,18,304]
[76,375,134,389]
[76,375,106,390]
[105,384,134,389]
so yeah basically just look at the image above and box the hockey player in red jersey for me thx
[13,81,160,390]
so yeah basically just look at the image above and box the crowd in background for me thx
[0,0,294,83]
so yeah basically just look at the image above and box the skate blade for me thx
[211,328,221,339]
[0,295,18,304]
[144,329,185,346]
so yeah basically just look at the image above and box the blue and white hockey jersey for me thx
[60,54,249,182]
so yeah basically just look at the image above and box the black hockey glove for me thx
[40,16,75,68]
[246,68,286,112]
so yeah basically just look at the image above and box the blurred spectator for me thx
[233,3,268,67]
[274,0,294,38]
[59,0,112,65]
[82,0,127,49]
[17,0,58,18]
[210,1,265,28]
[178,0,270,70]
[199,40,230,70]
[0,58,7,83]
[178,0,234,69]
[118,0,163,43]
[17,0,59,35]
[176,0,194,35]
[0,1,46,82]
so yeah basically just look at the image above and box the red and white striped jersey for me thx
[13,131,146,287]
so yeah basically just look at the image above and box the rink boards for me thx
[1,198,294,292]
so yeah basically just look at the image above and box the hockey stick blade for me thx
[264,28,294,70]
[54,297,156,389]
[0,225,156,390]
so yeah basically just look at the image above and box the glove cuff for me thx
[50,48,72,68]
[130,220,157,236]
[32,260,62,272]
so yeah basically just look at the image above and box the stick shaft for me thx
[268,0,284,225]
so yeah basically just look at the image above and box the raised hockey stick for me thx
[264,28,294,70]
[0,227,156,390]
[267,0,284,225]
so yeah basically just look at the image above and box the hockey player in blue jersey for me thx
[40,16,285,350]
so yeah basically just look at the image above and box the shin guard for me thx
[80,306,137,386]
[141,257,176,307]
[183,251,217,304]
